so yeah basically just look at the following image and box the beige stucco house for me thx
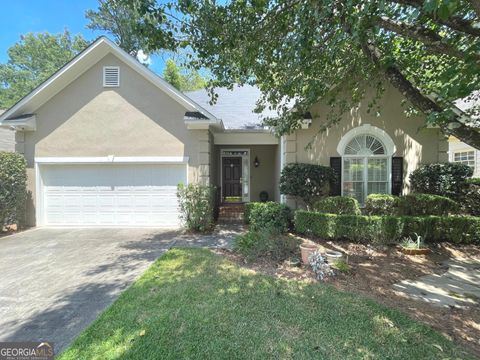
[0,37,447,227]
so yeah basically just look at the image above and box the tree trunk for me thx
[361,39,480,149]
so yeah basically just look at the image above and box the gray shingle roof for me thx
[185,85,279,129]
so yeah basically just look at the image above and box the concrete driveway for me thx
[0,228,178,353]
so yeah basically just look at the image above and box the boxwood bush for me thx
[462,178,480,216]
[177,184,215,232]
[248,202,290,233]
[279,163,336,208]
[396,193,458,216]
[0,152,27,227]
[410,163,472,199]
[313,196,360,215]
[364,194,399,215]
[294,210,480,244]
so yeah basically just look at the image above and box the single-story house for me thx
[0,110,15,152]
[0,37,448,228]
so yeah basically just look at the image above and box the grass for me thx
[59,248,473,360]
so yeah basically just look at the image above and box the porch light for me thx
[254,156,260,167]
[301,112,312,129]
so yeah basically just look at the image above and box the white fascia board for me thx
[214,131,279,145]
[0,115,36,131]
[35,156,189,164]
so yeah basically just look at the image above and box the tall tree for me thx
[0,31,88,109]
[163,59,207,91]
[86,0,161,57]
[123,0,480,149]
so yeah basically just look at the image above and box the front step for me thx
[218,204,245,223]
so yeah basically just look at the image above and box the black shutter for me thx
[330,157,342,196]
[391,157,403,196]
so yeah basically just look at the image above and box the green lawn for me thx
[60,248,473,359]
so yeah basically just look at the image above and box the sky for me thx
[0,0,167,74]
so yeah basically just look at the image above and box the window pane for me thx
[453,151,475,168]
[368,182,388,195]
[343,182,364,203]
[343,158,364,181]
[368,158,387,181]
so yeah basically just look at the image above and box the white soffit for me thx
[214,131,279,145]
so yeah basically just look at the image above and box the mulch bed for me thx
[213,235,480,357]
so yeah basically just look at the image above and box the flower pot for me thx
[325,250,343,263]
[300,243,318,265]
[400,247,430,255]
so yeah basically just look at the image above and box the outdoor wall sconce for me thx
[254,156,260,167]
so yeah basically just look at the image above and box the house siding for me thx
[448,139,480,177]
[286,83,447,207]
[20,53,209,226]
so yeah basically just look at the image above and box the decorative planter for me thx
[400,247,430,255]
[300,243,318,265]
[325,250,343,263]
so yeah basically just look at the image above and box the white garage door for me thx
[40,164,187,227]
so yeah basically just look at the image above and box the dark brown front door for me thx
[222,157,242,202]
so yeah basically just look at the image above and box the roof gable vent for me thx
[103,66,120,87]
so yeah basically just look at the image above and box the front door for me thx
[222,157,242,202]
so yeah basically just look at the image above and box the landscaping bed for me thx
[219,237,480,357]
[59,248,474,359]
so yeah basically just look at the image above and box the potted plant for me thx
[400,233,430,255]
[300,243,318,265]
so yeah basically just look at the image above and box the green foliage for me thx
[177,184,215,232]
[125,0,480,147]
[365,194,399,215]
[400,233,425,250]
[313,196,360,215]
[244,202,255,224]
[396,193,459,216]
[332,259,352,273]
[294,210,480,244]
[279,163,336,207]
[462,179,480,216]
[233,229,298,262]
[0,31,88,109]
[248,202,290,233]
[86,0,155,56]
[0,152,27,226]
[410,163,473,199]
[163,59,207,91]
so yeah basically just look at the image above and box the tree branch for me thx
[468,0,480,18]
[394,0,480,37]
[361,38,480,149]
[375,16,473,60]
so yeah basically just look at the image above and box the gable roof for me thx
[0,37,218,124]
[185,85,279,129]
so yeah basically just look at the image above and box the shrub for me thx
[309,251,334,280]
[0,152,27,227]
[410,163,472,199]
[396,193,458,216]
[313,196,360,215]
[233,229,299,261]
[294,210,480,244]
[364,194,399,215]
[244,202,255,224]
[462,178,480,216]
[279,163,336,208]
[177,184,215,232]
[248,202,290,233]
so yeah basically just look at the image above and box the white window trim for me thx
[338,125,396,204]
[220,149,250,203]
[103,66,120,87]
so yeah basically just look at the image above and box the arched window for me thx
[337,125,395,205]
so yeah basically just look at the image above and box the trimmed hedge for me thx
[314,196,360,215]
[177,184,215,232]
[396,193,458,216]
[0,152,27,227]
[294,210,480,244]
[365,194,398,215]
[247,202,290,233]
[463,178,480,216]
[410,163,472,199]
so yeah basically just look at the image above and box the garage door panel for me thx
[41,164,185,227]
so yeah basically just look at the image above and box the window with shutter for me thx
[103,66,120,87]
